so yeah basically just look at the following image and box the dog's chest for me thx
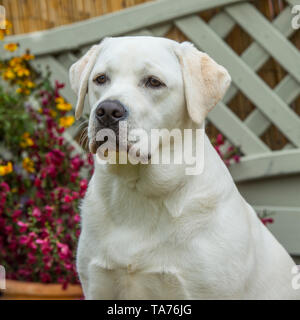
[91,225,190,299]
[84,185,193,298]
[98,195,175,267]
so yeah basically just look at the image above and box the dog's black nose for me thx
[95,100,128,124]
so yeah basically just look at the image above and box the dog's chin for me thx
[89,138,124,155]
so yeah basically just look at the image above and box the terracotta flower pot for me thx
[0,280,83,300]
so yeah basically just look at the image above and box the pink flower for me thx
[233,155,241,163]
[56,218,63,225]
[55,81,65,98]
[36,238,52,255]
[32,207,41,218]
[34,177,42,187]
[8,238,18,250]
[261,218,274,226]
[58,276,69,290]
[57,242,70,259]
[72,191,79,200]
[74,214,80,223]
[41,96,49,106]
[12,209,22,221]
[28,252,37,264]
[216,134,224,146]
[64,262,73,270]
[19,235,29,245]
[5,225,13,234]
[17,221,28,232]
[42,255,53,270]
[64,194,72,203]
[44,205,54,215]
[18,268,31,278]
[57,127,65,134]
[70,172,79,183]
[20,233,37,250]
[0,182,10,193]
[71,156,84,171]
[40,272,51,283]
[58,137,64,146]
[55,80,65,89]
[80,179,88,191]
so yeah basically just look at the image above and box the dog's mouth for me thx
[89,132,152,164]
[89,133,133,155]
[89,137,130,154]
[89,139,102,154]
[87,119,153,163]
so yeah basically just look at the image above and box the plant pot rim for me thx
[4,279,82,297]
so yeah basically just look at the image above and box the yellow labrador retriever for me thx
[69,36,299,299]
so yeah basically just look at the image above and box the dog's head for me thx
[69,37,230,158]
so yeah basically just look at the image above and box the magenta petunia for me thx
[17,221,29,233]
[0,78,91,288]
[32,207,42,218]
[64,194,73,203]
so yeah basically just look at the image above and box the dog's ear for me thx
[175,42,231,125]
[69,44,102,120]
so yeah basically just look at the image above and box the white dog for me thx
[69,36,299,299]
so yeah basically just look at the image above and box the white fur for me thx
[70,36,300,300]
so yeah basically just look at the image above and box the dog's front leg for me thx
[85,260,116,300]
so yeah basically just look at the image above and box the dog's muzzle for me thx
[90,100,129,154]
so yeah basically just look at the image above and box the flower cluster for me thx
[212,133,241,166]
[0,20,12,40]
[0,27,91,288]
[0,79,92,287]
[258,211,274,227]
[0,52,36,96]
[212,134,274,226]
[1,23,36,96]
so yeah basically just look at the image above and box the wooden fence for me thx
[1,0,300,254]
[0,0,153,34]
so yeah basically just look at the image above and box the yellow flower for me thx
[59,116,75,128]
[4,43,19,52]
[14,66,30,77]
[55,96,72,112]
[22,157,35,173]
[55,97,64,104]
[0,20,12,41]
[4,20,12,32]
[9,57,22,67]
[50,110,57,118]
[3,69,15,80]
[0,162,13,176]
[16,87,30,95]
[57,102,72,111]
[22,53,35,61]
[24,80,36,88]
[20,132,34,148]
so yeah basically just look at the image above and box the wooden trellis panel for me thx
[1,0,300,254]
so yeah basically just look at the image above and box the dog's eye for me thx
[94,74,108,85]
[145,76,165,89]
